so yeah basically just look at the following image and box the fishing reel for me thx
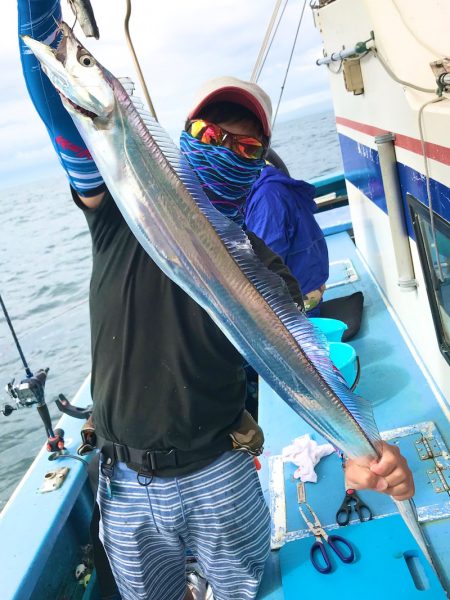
[0,295,67,452]
[2,367,65,452]
[2,368,49,416]
[0,295,93,458]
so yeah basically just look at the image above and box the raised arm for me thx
[17,0,105,207]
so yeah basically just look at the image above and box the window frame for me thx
[407,193,450,366]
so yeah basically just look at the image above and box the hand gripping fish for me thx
[22,23,434,568]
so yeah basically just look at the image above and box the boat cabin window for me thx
[408,193,450,365]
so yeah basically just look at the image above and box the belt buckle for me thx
[144,448,177,472]
[114,443,130,463]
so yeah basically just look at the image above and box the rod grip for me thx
[37,403,54,438]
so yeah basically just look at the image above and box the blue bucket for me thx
[329,341,358,389]
[310,317,348,342]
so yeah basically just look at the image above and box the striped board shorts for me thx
[97,450,271,600]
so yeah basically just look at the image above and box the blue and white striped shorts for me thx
[98,450,271,600]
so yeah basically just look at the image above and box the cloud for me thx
[1,0,332,187]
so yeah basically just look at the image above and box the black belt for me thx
[97,435,233,476]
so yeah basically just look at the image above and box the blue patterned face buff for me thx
[180,131,265,225]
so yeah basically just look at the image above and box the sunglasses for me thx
[187,119,267,160]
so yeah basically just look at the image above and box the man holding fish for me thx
[17,1,414,599]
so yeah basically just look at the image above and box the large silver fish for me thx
[22,23,433,566]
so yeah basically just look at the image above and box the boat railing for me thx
[310,171,348,211]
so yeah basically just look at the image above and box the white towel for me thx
[282,434,335,482]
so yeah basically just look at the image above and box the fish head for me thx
[22,22,114,121]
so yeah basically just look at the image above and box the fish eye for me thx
[78,52,95,68]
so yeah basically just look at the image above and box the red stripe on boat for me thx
[336,116,450,166]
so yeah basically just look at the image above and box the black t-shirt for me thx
[74,188,303,470]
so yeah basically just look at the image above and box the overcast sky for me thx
[1,0,332,188]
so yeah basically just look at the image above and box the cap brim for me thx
[188,87,271,138]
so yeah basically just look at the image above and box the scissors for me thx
[336,488,373,526]
[298,502,355,574]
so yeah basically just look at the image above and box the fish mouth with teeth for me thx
[59,91,98,119]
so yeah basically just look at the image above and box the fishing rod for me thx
[0,295,32,378]
[0,294,65,452]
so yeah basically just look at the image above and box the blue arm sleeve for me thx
[18,0,105,197]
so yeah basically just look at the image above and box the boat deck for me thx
[1,220,449,600]
[257,227,450,598]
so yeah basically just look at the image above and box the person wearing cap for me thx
[179,76,273,228]
[178,76,280,426]
[18,1,415,596]
[181,77,328,317]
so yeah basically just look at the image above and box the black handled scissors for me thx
[336,488,373,526]
[298,503,355,574]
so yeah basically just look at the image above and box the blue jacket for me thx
[245,166,329,297]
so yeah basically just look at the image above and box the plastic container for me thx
[309,317,348,342]
[329,341,358,389]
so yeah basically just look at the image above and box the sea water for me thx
[0,110,343,509]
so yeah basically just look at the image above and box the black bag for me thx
[320,291,364,341]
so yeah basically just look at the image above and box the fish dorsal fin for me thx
[127,97,380,448]
[126,93,158,131]
[118,77,135,96]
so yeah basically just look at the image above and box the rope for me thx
[0,295,89,346]
[372,49,436,94]
[253,0,290,83]
[272,0,307,130]
[124,0,158,120]
[251,0,284,82]
[49,450,89,466]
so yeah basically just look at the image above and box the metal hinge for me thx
[415,434,450,494]
[415,435,442,460]
[426,463,450,494]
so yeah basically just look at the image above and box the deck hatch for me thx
[269,421,450,549]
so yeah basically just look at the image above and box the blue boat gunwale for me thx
[0,374,95,600]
